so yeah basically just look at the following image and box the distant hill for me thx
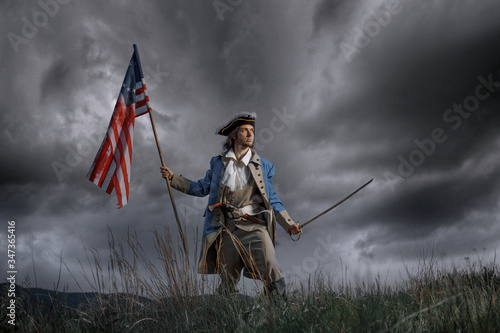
[0,283,253,317]
[0,283,154,318]
[2,283,88,315]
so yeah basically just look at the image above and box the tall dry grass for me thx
[2,222,500,332]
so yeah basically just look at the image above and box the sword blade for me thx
[299,178,373,229]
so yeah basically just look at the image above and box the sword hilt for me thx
[289,221,303,241]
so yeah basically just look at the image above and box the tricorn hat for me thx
[216,113,256,136]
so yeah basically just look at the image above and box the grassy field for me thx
[2,226,499,332]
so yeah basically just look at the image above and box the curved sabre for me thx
[299,178,373,230]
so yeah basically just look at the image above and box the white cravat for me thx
[221,149,252,192]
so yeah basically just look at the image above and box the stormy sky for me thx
[2,0,500,293]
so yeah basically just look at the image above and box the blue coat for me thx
[187,153,286,237]
[170,149,294,274]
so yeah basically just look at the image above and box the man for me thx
[161,114,300,297]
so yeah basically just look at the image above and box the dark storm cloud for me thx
[280,0,500,271]
[300,10,500,150]
[2,0,500,291]
[302,2,500,171]
[40,59,71,102]
[367,172,500,231]
[312,0,359,36]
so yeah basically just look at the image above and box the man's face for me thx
[235,124,255,148]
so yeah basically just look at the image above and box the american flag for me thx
[87,45,151,208]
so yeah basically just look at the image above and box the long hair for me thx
[222,128,238,155]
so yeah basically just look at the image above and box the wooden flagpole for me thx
[148,109,189,255]
[133,44,188,254]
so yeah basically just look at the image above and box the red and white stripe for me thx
[87,45,153,208]
[87,94,136,208]
[134,78,151,117]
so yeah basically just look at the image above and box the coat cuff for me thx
[170,174,192,194]
[276,210,295,232]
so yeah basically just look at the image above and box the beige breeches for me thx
[218,222,282,292]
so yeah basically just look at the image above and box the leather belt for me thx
[208,203,267,225]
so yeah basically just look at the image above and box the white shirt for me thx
[221,148,252,192]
